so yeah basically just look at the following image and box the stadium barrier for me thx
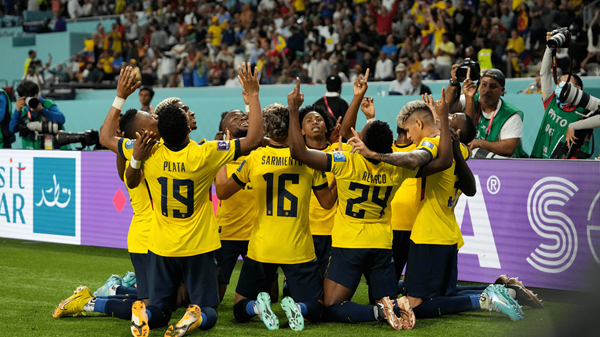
[0,150,598,291]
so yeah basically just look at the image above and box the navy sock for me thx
[412,296,473,318]
[299,300,324,322]
[233,299,255,322]
[103,299,136,320]
[282,280,291,297]
[469,295,481,309]
[327,301,376,323]
[146,305,171,329]
[455,290,485,296]
[116,286,138,296]
[397,280,405,296]
[199,307,218,330]
[93,298,108,313]
[457,285,488,292]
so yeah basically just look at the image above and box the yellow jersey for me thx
[307,142,352,236]
[124,162,154,254]
[119,138,241,257]
[216,155,256,241]
[326,151,419,249]
[411,136,469,247]
[390,142,419,231]
[232,145,328,264]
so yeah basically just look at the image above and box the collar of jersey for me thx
[164,141,190,152]
[267,144,289,149]
[394,141,413,148]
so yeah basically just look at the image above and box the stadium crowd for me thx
[13,0,600,89]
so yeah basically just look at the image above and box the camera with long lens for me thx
[456,58,480,82]
[56,130,99,149]
[19,120,61,138]
[558,82,600,112]
[25,97,39,109]
[547,27,571,50]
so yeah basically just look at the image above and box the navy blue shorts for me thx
[215,240,248,285]
[147,250,219,311]
[326,247,396,299]
[392,230,411,281]
[236,256,322,303]
[312,235,332,279]
[129,253,149,299]
[404,241,458,299]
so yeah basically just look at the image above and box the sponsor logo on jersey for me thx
[217,141,230,151]
[422,140,434,150]
[125,140,135,149]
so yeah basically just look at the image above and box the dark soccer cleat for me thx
[506,277,544,309]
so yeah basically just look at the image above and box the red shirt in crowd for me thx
[370,1,399,35]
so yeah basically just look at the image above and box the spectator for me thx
[0,86,15,148]
[405,72,432,96]
[68,0,82,19]
[381,35,398,59]
[331,64,349,82]
[22,65,44,88]
[157,50,177,87]
[208,16,224,49]
[224,69,241,87]
[374,51,394,81]
[313,74,349,120]
[500,5,514,30]
[177,52,194,87]
[434,33,455,79]
[453,1,472,39]
[477,39,494,71]
[448,67,527,158]
[97,50,115,81]
[521,72,542,94]
[419,49,436,73]
[529,0,549,61]
[24,50,36,76]
[138,86,154,113]
[192,52,209,87]
[82,0,93,17]
[407,52,422,74]
[11,81,66,150]
[124,13,140,42]
[388,63,411,95]
[308,50,331,84]
[49,64,70,83]
[370,0,399,37]
[222,20,235,46]
[149,25,169,51]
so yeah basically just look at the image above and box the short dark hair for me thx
[298,104,336,139]
[461,114,476,144]
[28,50,35,57]
[569,74,584,89]
[364,121,393,154]
[157,104,188,145]
[397,126,406,136]
[218,111,230,132]
[16,80,39,97]
[120,109,139,139]
[262,103,289,142]
[139,86,155,98]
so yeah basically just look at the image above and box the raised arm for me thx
[540,32,554,101]
[237,62,264,154]
[288,79,330,172]
[340,69,370,140]
[461,68,477,120]
[99,67,141,153]
[414,87,453,176]
[125,130,156,189]
[214,130,244,199]
[446,64,463,113]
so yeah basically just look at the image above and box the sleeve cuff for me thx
[416,147,433,164]
[326,153,332,172]
[233,138,241,160]
[232,173,246,187]
[117,138,126,160]
[312,183,328,191]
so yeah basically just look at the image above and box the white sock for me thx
[83,298,96,312]
[507,288,517,299]
[479,294,490,310]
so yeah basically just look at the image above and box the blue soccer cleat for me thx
[480,284,525,321]
[94,274,122,296]
[254,292,279,330]
[122,271,136,288]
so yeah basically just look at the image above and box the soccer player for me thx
[351,95,525,321]
[288,77,457,330]
[98,64,264,336]
[215,101,337,331]
[214,108,259,302]
[298,104,351,278]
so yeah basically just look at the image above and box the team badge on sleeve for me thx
[217,141,230,151]
[421,140,434,150]
[125,140,135,149]
[332,152,346,162]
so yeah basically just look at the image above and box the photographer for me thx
[530,31,590,159]
[446,65,527,158]
[10,80,67,150]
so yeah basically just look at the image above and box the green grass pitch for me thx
[1,238,565,336]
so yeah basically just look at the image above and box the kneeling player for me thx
[216,102,337,331]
